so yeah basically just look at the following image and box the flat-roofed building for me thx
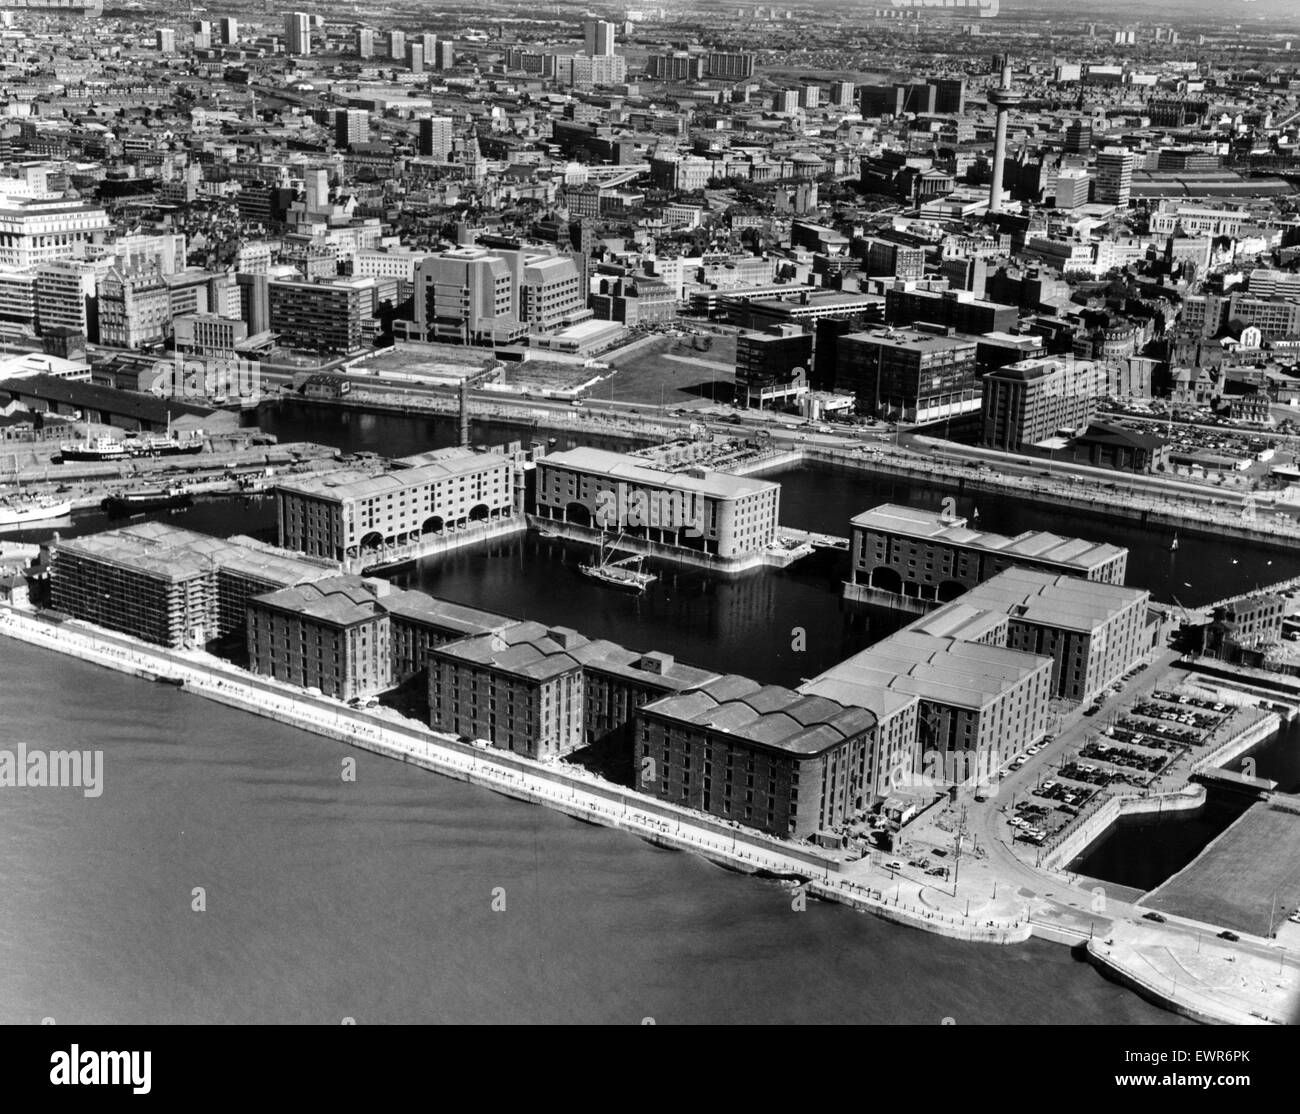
[848,503,1127,604]
[535,446,779,560]
[267,276,369,354]
[412,247,526,346]
[834,328,980,423]
[275,449,515,561]
[636,674,878,838]
[0,196,111,270]
[981,356,1107,450]
[520,254,589,333]
[812,631,1052,786]
[926,567,1152,702]
[884,287,1017,335]
[50,523,335,649]
[734,324,812,409]
[248,576,393,700]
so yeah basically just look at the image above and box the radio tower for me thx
[987,56,1023,215]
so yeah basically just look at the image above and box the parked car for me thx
[1217,930,1240,942]
[1142,911,1167,923]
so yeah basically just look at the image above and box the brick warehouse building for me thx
[247,574,511,698]
[947,567,1153,702]
[427,620,719,761]
[848,503,1128,604]
[535,447,779,561]
[807,631,1053,787]
[275,448,515,560]
[50,522,334,648]
[635,675,878,839]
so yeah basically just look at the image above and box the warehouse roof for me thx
[813,631,1052,712]
[276,450,509,501]
[252,576,391,626]
[430,619,720,690]
[55,522,334,585]
[953,566,1148,634]
[541,446,777,500]
[641,674,876,757]
[851,503,1126,573]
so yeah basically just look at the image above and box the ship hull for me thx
[0,499,74,526]
[101,492,193,518]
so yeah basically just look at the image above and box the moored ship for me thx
[101,486,193,518]
[0,494,74,527]
[579,533,657,593]
[58,436,131,462]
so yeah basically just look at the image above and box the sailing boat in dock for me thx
[579,532,657,593]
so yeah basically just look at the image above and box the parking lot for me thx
[999,667,1241,851]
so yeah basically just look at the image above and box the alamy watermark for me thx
[594,488,705,538]
[0,744,103,798]
[150,354,262,402]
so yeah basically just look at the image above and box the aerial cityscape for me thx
[3,0,1300,1042]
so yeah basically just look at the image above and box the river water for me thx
[0,638,1182,1024]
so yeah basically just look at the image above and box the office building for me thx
[863,237,925,282]
[1095,147,1135,207]
[275,449,515,561]
[267,277,370,354]
[36,258,114,340]
[734,324,812,409]
[884,287,1017,334]
[834,328,980,423]
[848,503,1128,604]
[156,28,175,52]
[0,197,111,269]
[413,247,523,346]
[219,16,237,45]
[1064,118,1092,155]
[981,356,1107,450]
[1055,167,1090,210]
[96,267,171,350]
[933,77,966,114]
